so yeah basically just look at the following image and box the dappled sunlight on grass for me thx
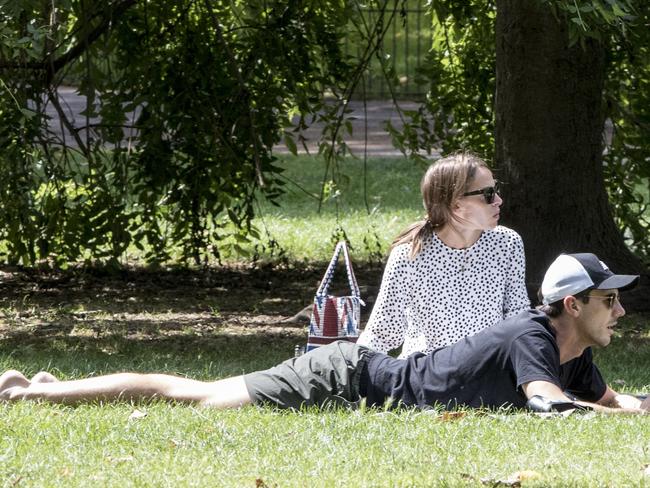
[0,154,649,485]
[246,155,424,262]
[0,264,649,486]
[254,209,420,262]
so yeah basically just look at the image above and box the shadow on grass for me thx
[0,264,383,314]
[0,264,384,380]
[0,327,300,379]
[2,264,647,390]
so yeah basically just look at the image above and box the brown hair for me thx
[536,288,593,317]
[392,152,490,258]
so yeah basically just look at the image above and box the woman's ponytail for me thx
[389,151,488,260]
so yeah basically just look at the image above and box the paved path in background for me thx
[275,100,423,157]
[47,88,426,157]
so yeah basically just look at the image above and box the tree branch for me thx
[202,0,266,187]
[48,0,138,82]
[0,1,138,79]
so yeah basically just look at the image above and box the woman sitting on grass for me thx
[357,152,530,357]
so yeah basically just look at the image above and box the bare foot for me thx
[31,371,59,383]
[0,370,30,400]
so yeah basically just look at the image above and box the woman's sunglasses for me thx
[462,182,501,204]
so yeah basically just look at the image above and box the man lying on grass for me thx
[0,253,647,414]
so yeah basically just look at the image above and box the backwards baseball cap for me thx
[541,253,639,305]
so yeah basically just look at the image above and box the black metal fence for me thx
[346,1,430,100]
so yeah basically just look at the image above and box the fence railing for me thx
[346,1,430,100]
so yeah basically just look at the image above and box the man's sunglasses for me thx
[584,293,619,309]
[462,182,500,204]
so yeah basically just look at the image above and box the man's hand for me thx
[597,387,647,412]
[523,381,647,415]
[611,394,643,410]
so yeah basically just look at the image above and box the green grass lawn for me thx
[0,315,649,487]
[2,401,649,487]
[246,155,424,263]
[1,154,650,486]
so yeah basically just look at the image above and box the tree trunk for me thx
[494,0,647,307]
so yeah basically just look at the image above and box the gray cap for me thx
[541,253,639,305]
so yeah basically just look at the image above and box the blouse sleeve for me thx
[502,230,531,318]
[357,244,414,353]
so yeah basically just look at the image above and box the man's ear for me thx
[563,296,581,316]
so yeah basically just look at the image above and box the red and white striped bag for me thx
[306,241,365,352]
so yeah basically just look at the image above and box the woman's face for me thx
[452,167,502,231]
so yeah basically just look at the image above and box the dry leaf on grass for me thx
[440,411,467,422]
[532,410,574,419]
[463,469,542,487]
[512,471,542,482]
[128,409,147,420]
[485,470,542,487]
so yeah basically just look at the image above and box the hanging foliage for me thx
[394,0,650,263]
[0,0,392,266]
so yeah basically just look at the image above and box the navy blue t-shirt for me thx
[363,309,606,409]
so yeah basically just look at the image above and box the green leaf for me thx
[284,133,298,156]
[19,108,36,119]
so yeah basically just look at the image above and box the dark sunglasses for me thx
[462,182,500,204]
[584,292,619,309]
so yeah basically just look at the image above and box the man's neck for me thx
[548,315,586,364]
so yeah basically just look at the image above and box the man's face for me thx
[576,289,625,347]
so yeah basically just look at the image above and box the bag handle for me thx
[315,241,361,298]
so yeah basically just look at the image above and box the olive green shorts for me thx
[243,341,373,410]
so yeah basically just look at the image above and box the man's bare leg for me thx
[0,371,253,409]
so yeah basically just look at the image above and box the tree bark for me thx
[494,0,648,307]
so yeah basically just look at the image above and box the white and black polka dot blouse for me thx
[357,226,530,358]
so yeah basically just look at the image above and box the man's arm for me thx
[597,386,648,410]
[522,381,647,414]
